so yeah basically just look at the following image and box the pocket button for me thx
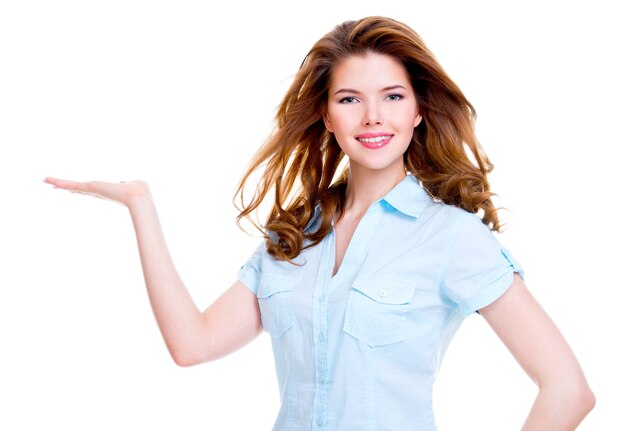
[343,275,416,347]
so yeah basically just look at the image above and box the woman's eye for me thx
[386,93,404,101]
[339,97,358,104]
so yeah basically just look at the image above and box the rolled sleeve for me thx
[237,240,265,295]
[442,210,525,315]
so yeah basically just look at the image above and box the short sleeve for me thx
[237,240,265,295]
[442,210,525,315]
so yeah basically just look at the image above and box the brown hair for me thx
[235,16,502,261]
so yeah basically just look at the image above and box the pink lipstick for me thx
[355,133,393,149]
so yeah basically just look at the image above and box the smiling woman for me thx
[45,15,594,431]
[323,53,422,173]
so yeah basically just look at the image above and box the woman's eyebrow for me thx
[333,88,360,96]
[333,85,407,96]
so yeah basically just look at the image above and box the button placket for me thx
[312,232,334,430]
[312,202,384,429]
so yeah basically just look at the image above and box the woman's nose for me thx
[362,103,383,126]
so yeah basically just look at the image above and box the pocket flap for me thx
[352,275,416,305]
[257,273,300,299]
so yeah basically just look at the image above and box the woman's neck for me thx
[342,164,407,218]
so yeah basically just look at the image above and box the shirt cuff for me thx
[459,247,525,315]
[237,265,260,295]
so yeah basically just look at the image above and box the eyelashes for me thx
[386,93,404,101]
[338,93,405,104]
[339,96,359,104]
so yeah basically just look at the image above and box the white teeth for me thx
[356,135,391,143]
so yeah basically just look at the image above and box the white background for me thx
[1,0,623,429]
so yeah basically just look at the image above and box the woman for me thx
[46,16,594,430]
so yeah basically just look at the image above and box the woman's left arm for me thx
[479,273,595,430]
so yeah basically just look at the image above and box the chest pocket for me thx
[257,273,300,339]
[343,275,416,347]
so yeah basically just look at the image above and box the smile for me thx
[356,134,393,149]
[356,135,392,143]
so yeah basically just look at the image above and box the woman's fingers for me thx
[43,177,73,190]
[44,177,91,192]
[44,177,106,200]
[44,177,151,207]
[45,177,100,196]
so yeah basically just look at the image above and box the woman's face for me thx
[323,52,422,177]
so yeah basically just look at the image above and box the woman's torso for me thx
[237,175,524,430]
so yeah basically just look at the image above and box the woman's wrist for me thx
[125,183,154,213]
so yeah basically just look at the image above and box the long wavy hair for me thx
[235,16,502,261]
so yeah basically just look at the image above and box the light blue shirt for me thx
[237,174,524,430]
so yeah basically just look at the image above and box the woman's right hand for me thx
[44,177,151,208]
[44,175,263,365]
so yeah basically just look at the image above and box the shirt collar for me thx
[381,174,431,218]
[304,174,430,232]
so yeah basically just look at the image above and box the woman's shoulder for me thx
[419,198,486,232]
[446,204,486,226]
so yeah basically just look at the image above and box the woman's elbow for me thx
[536,372,596,420]
[170,346,213,368]
[576,384,596,415]
[172,353,199,368]
[555,378,596,417]
[568,371,596,415]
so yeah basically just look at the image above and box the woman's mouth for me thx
[355,134,393,149]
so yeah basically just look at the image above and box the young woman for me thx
[45,16,594,430]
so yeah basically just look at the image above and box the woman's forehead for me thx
[329,52,412,92]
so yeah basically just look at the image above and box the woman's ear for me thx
[322,112,334,133]
[414,112,423,128]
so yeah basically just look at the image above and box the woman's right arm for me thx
[45,178,263,366]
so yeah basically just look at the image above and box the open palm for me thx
[44,177,150,207]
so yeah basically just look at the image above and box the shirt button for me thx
[316,416,324,426]
[379,289,387,297]
[318,294,325,303]
[318,333,325,342]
